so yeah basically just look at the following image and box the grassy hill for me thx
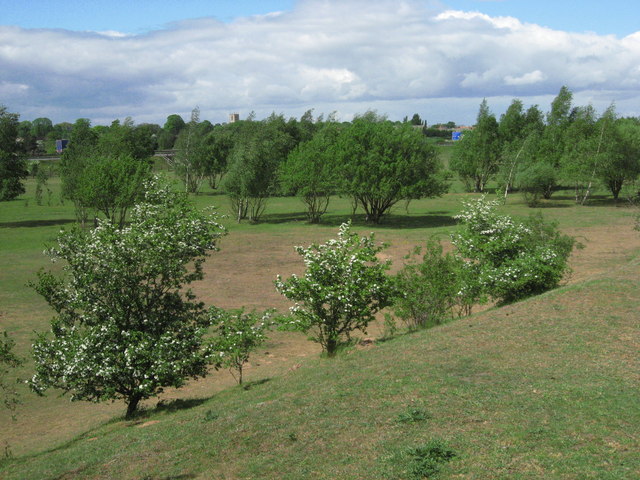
[2,254,638,478]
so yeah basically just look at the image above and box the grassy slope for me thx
[2,255,639,479]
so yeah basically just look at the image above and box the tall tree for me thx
[601,117,640,199]
[60,118,154,226]
[158,114,186,149]
[279,124,341,223]
[222,116,296,222]
[0,106,28,201]
[560,105,600,202]
[31,117,53,140]
[450,99,500,192]
[173,107,215,194]
[335,118,448,223]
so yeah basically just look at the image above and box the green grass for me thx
[1,258,638,479]
[1,173,639,478]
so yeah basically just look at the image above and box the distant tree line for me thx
[450,86,640,205]
[3,88,639,214]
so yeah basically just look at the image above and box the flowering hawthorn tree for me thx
[30,177,226,418]
[451,196,575,305]
[275,222,393,356]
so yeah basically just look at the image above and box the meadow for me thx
[1,166,639,478]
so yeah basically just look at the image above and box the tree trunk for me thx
[125,393,142,419]
[325,338,338,357]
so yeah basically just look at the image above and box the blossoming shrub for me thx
[275,222,393,356]
[209,307,273,385]
[30,177,226,418]
[451,197,576,305]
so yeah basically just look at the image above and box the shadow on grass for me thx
[322,213,457,229]
[0,218,75,228]
[543,194,623,207]
[153,397,209,414]
[14,395,217,462]
[242,377,271,390]
[255,211,310,224]
[257,211,457,229]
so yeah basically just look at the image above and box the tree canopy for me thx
[30,178,226,418]
[0,106,28,201]
[335,119,448,223]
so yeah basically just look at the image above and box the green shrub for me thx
[276,222,393,356]
[516,162,557,206]
[208,307,273,385]
[452,197,576,305]
[392,240,462,329]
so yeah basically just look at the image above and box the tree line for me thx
[3,87,640,219]
[451,86,640,205]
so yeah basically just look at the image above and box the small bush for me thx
[209,308,273,385]
[392,240,462,329]
[516,162,557,206]
[276,222,393,356]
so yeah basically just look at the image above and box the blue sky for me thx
[1,0,639,125]
[2,0,636,36]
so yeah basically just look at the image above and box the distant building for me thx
[229,113,240,123]
[56,139,69,153]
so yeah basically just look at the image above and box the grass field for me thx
[1,171,639,478]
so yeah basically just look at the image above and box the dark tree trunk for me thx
[325,338,338,357]
[125,393,143,419]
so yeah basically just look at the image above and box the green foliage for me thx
[96,118,156,161]
[386,440,455,479]
[396,407,431,424]
[409,113,423,126]
[276,222,393,356]
[81,154,152,227]
[335,119,448,223]
[278,124,340,223]
[59,118,154,226]
[0,330,22,416]
[34,166,50,206]
[450,99,500,192]
[209,308,273,385]
[516,161,557,206]
[452,197,576,304]
[30,177,226,418]
[158,114,186,149]
[392,240,463,330]
[0,106,28,201]
[598,115,640,200]
[203,125,235,189]
[223,118,295,222]
[173,107,215,193]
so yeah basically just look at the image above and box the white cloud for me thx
[0,0,639,125]
[504,70,546,86]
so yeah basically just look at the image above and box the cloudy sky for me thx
[1,0,639,126]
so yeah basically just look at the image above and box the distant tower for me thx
[229,113,240,123]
